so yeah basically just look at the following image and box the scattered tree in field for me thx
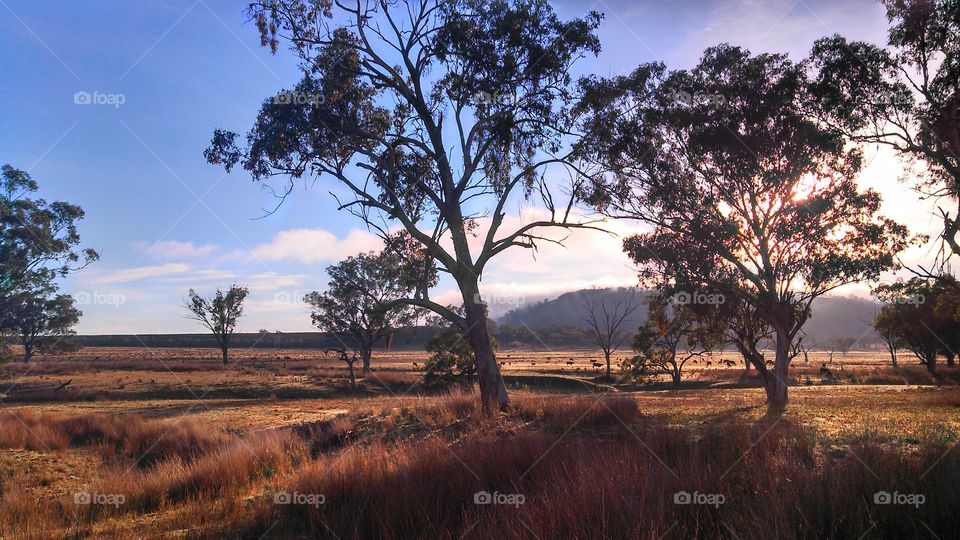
[873,310,904,367]
[1,165,95,363]
[205,0,603,413]
[832,336,858,359]
[579,287,642,379]
[184,285,249,365]
[808,0,959,268]
[3,283,80,362]
[305,237,436,374]
[624,294,723,386]
[327,347,360,390]
[577,45,910,409]
[874,278,960,372]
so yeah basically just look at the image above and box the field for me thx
[1,346,959,539]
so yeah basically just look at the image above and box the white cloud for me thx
[251,228,382,264]
[89,263,191,283]
[133,240,221,260]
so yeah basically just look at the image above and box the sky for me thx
[0,0,946,334]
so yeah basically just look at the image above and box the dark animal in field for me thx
[820,363,833,380]
[565,359,575,366]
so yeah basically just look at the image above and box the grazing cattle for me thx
[565,359,575,366]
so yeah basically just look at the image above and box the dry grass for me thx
[3,347,960,538]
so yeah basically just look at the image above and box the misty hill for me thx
[499,288,882,349]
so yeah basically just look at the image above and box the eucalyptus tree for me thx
[205,0,603,412]
[807,0,959,269]
[4,282,81,363]
[184,285,249,365]
[1,165,98,315]
[577,45,910,409]
[627,293,724,387]
[305,235,436,374]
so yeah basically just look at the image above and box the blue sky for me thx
[1,0,938,333]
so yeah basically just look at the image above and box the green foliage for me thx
[423,324,498,388]
[622,295,724,385]
[0,165,98,300]
[305,235,436,368]
[1,165,95,362]
[184,285,249,362]
[577,43,911,404]
[4,282,81,362]
[874,277,960,370]
[807,0,959,257]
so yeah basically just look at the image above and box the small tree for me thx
[305,238,435,374]
[184,285,249,365]
[624,295,723,386]
[327,347,359,390]
[873,310,903,368]
[580,288,642,379]
[4,284,80,362]
[833,336,857,358]
[874,278,956,373]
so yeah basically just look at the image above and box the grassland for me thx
[1,346,959,538]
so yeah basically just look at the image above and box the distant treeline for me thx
[76,325,602,351]
[77,327,439,351]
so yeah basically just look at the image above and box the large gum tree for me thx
[576,45,911,409]
[205,0,603,412]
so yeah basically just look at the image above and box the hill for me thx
[499,288,881,349]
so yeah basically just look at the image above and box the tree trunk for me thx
[462,282,508,413]
[347,362,356,390]
[888,345,897,368]
[672,367,681,387]
[604,350,612,379]
[221,347,228,365]
[767,325,791,410]
[361,346,372,374]
[927,354,937,373]
[946,352,955,368]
